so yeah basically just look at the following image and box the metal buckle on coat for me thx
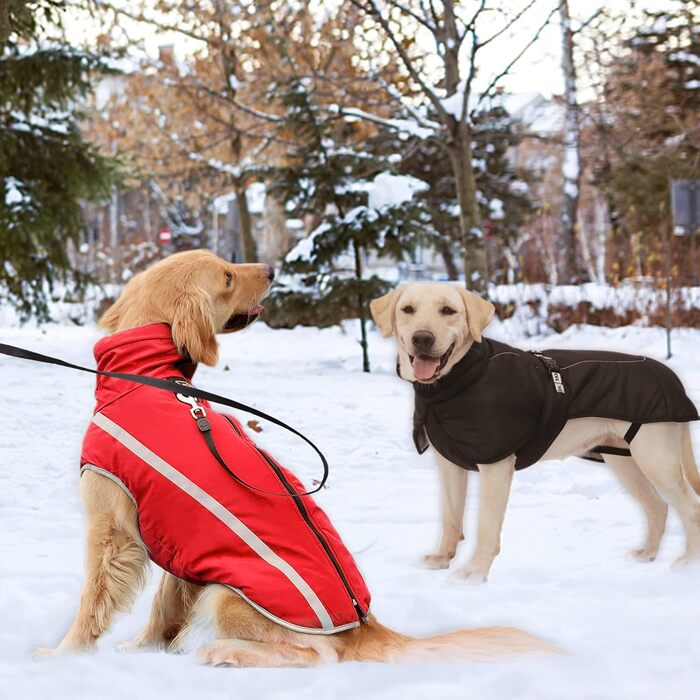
[530,351,566,394]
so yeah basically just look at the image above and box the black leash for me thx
[0,342,329,496]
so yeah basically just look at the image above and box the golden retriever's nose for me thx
[412,330,436,352]
[265,265,275,282]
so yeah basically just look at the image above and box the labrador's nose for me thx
[412,330,436,352]
[265,265,275,281]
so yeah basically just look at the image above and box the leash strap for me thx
[0,342,329,496]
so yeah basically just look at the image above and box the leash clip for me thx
[176,392,208,419]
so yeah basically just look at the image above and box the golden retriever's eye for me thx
[401,305,415,314]
[224,272,233,288]
[440,306,457,316]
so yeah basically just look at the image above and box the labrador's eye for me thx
[401,305,415,314]
[225,272,233,288]
[440,306,457,315]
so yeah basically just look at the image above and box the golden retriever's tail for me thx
[681,423,700,497]
[346,616,561,663]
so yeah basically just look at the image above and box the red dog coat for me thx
[81,323,370,634]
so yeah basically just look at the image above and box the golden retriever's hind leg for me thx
[119,573,202,653]
[603,453,668,562]
[197,640,323,668]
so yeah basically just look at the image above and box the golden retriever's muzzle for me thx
[223,305,265,332]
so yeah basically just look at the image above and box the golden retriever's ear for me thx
[170,288,218,366]
[458,288,495,342]
[370,288,401,338]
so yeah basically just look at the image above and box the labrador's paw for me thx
[672,553,700,571]
[449,566,490,585]
[627,547,658,563]
[420,553,453,570]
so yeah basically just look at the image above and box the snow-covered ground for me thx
[1,318,699,699]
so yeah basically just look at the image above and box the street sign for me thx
[159,227,172,244]
[670,179,700,236]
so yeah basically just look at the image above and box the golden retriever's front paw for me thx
[33,647,58,658]
[421,553,453,570]
[116,640,151,654]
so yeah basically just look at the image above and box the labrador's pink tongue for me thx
[413,356,439,380]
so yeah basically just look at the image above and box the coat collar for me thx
[93,324,196,406]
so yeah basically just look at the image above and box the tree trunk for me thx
[441,1,486,291]
[449,128,487,291]
[235,184,257,263]
[559,0,581,283]
[437,238,459,280]
[352,238,370,373]
[261,190,289,264]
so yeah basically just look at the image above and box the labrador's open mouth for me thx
[224,305,265,332]
[409,342,455,382]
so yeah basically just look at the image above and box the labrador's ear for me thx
[458,288,495,342]
[370,288,402,338]
[170,287,218,366]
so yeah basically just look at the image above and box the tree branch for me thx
[349,0,449,122]
[477,1,562,106]
[382,0,436,31]
[476,0,541,49]
[91,0,209,44]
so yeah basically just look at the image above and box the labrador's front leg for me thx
[451,455,515,584]
[422,453,468,569]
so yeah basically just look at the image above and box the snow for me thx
[4,177,25,206]
[284,173,426,262]
[1,319,700,699]
[670,51,700,67]
[367,173,427,210]
[285,222,330,263]
[489,198,505,220]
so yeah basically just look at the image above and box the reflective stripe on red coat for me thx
[80,323,370,634]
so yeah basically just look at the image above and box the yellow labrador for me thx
[371,282,700,583]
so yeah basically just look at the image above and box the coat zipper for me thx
[222,415,366,621]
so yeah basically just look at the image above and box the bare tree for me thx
[559,0,580,282]
[348,0,560,291]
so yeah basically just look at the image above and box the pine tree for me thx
[0,0,119,320]
[265,79,432,372]
[372,101,533,284]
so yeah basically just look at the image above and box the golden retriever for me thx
[371,282,700,583]
[37,252,556,666]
